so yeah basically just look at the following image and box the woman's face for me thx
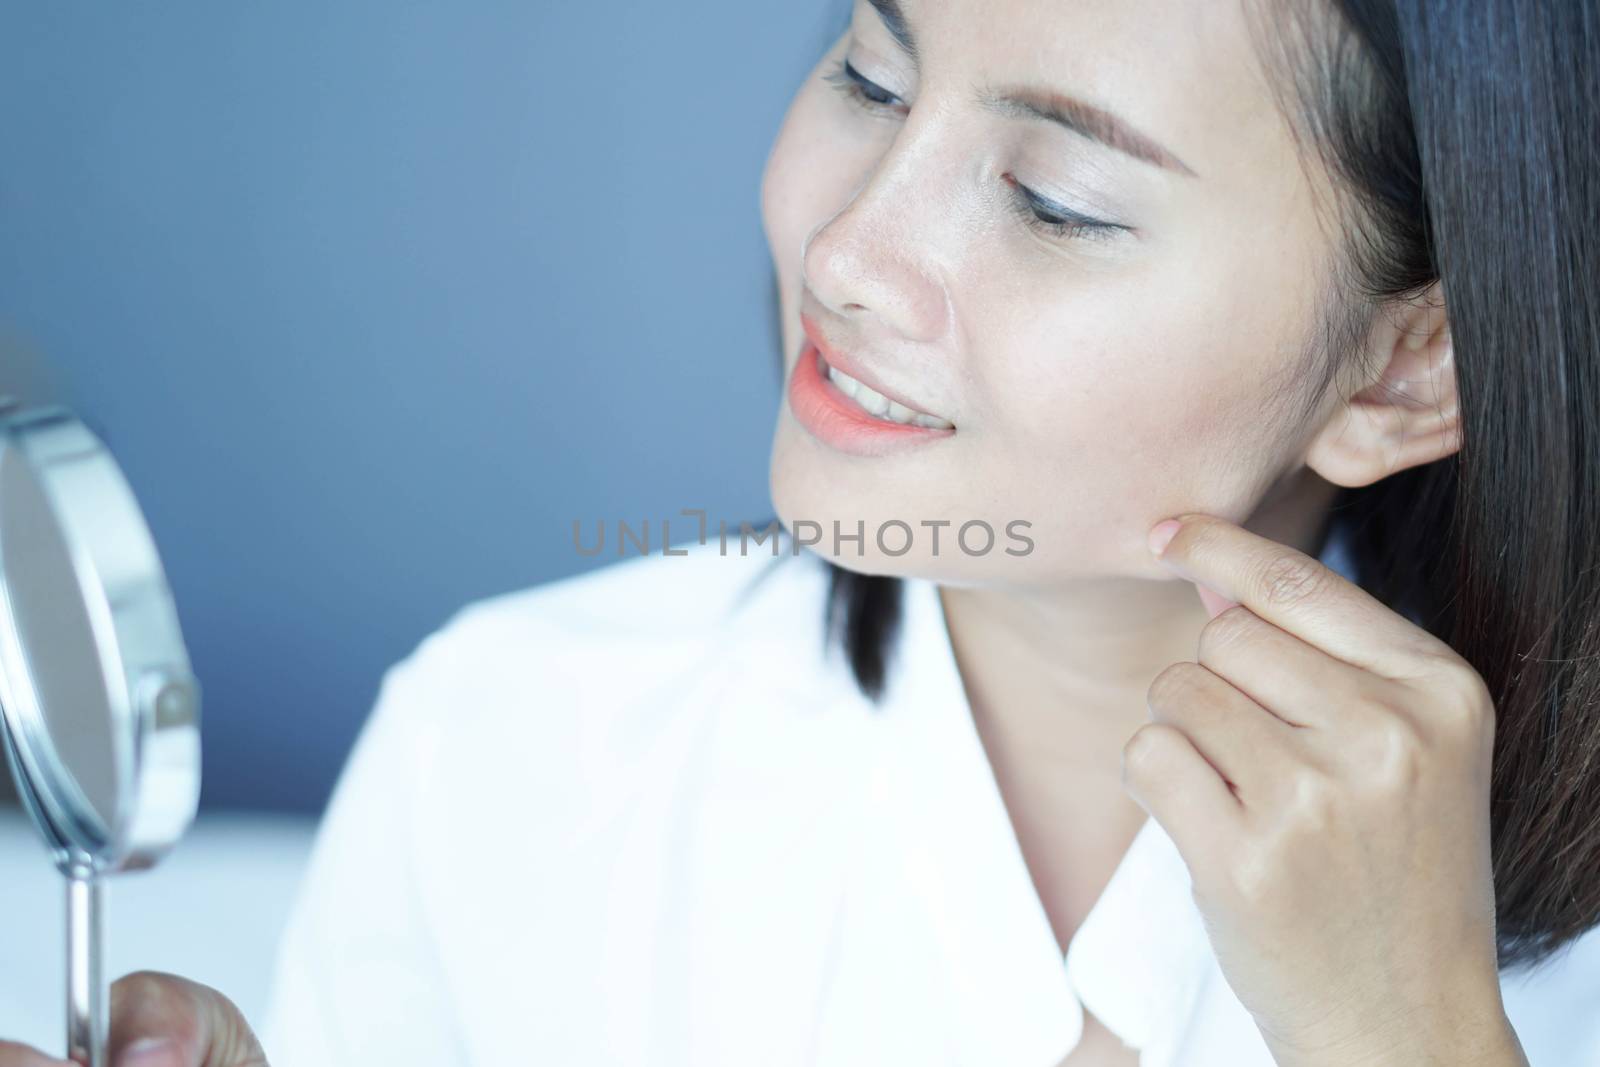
[761,0,1349,585]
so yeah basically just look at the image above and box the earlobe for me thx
[1304,285,1461,488]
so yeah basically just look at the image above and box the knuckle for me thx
[1446,665,1495,727]
[1413,655,1496,735]
[1146,660,1205,709]
[1405,629,1464,666]
[1365,715,1426,789]
[1285,764,1338,831]
[1197,605,1256,660]
[1254,553,1329,608]
[1224,842,1277,905]
[1122,721,1183,782]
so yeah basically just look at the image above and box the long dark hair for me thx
[758,0,1600,974]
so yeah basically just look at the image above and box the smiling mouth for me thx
[815,349,955,429]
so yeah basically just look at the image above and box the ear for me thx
[1304,281,1460,488]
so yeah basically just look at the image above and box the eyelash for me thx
[820,57,1126,244]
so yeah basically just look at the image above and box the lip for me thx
[786,336,956,458]
[798,313,950,422]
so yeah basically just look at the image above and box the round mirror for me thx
[0,402,201,1067]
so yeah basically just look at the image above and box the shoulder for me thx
[377,525,858,813]
[362,531,888,1058]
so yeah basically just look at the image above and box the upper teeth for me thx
[825,361,954,429]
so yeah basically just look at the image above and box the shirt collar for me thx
[859,569,1216,1066]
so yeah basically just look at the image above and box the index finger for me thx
[1148,512,1453,679]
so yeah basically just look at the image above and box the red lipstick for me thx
[785,317,955,458]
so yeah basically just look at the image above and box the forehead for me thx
[873,0,1299,190]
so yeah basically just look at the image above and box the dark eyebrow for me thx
[863,0,1199,179]
[864,0,921,67]
[975,86,1198,178]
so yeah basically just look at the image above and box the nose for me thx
[800,147,951,345]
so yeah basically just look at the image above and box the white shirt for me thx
[259,528,1600,1066]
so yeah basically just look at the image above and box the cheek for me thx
[760,70,831,301]
[760,47,881,362]
[758,119,805,302]
[977,267,1310,540]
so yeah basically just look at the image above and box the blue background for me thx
[0,2,845,812]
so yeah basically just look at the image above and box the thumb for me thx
[99,971,267,1067]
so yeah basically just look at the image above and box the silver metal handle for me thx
[66,872,105,1067]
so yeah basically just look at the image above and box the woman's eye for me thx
[821,57,906,114]
[1000,173,1127,244]
[820,57,1128,245]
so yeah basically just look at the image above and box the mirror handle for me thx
[65,871,105,1067]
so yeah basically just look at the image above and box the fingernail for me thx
[116,1038,181,1067]
[1148,519,1181,558]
